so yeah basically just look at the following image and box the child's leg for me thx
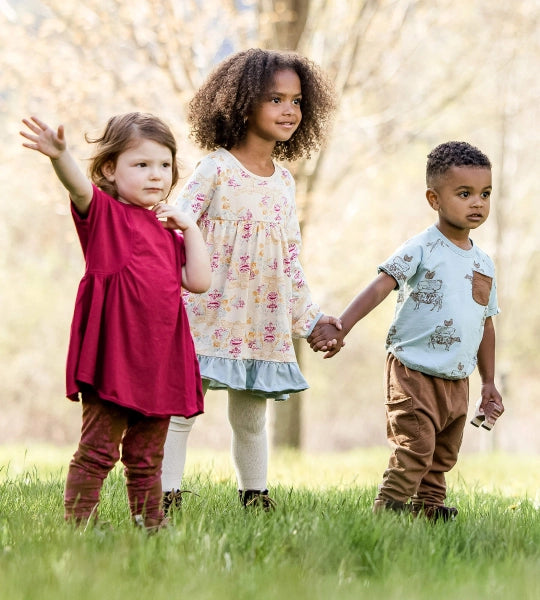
[161,380,207,494]
[161,416,197,491]
[121,414,170,527]
[375,356,439,508]
[227,389,268,491]
[413,378,468,507]
[64,391,126,523]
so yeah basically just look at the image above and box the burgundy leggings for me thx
[64,390,170,526]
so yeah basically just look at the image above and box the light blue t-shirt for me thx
[378,225,499,380]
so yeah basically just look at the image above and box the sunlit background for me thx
[1,0,539,455]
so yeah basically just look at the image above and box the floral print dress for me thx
[178,148,321,400]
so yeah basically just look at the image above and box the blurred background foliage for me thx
[1,0,539,453]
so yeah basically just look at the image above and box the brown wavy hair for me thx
[188,48,337,161]
[86,112,179,199]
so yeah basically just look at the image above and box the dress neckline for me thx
[220,148,277,180]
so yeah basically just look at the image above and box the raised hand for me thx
[20,116,66,159]
[20,115,92,212]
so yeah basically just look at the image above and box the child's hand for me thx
[153,204,197,231]
[479,383,504,427]
[311,314,342,349]
[20,116,66,159]
[318,314,342,331]
[308,317,345,359]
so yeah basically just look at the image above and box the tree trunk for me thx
[261,0,310,449]
[271,339,303,448]
[257,0,309,50]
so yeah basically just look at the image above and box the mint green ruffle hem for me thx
[197,355,309,401]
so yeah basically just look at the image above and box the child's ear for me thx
[102,160,116,182]
[426,188,439,211]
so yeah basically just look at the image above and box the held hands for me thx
[307,315,346,359]
[152,204,197,232]
[20,116,66,159]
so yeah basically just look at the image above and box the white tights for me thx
[161,387,268,492]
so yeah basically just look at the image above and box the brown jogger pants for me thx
[375,354,469,507]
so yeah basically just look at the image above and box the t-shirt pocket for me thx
[471,271,492,306]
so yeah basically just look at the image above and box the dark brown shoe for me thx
[373,497,413,514]
[162,489,195,515]
[134,514,169,533]
[239,489,276,511]
[413,504,458,522]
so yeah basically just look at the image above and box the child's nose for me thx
[471,195,484,206]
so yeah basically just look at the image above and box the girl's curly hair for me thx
[188,48,337,161]
[86,112,179,199]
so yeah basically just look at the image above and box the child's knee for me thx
[169,415,196,433]
[229,406,266,437]
[228,391,267,436]
[71,442,119,476]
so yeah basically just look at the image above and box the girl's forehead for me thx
[124,137,172,155]
[267,68,301,91]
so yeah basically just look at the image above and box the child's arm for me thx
[153,204,211,293]
[308,271,396,358]
[476,316,504,425]
[20,117,92,215]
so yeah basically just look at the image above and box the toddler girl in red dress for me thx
[20,113,211,530]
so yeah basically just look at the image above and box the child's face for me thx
[427,166,492,235]
[248,68,302,143]
[103,138,173,208]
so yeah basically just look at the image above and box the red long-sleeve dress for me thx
[65,185,203,418]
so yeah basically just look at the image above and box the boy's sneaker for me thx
[413,504,458,522]
[372,498,413,514]
[239,489,276,511]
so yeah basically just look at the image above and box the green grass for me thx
[0,447,539,600]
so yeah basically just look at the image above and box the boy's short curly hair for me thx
[188,48,337,161]
[426,141,491,187]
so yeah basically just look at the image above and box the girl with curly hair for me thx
[161,48,339,511]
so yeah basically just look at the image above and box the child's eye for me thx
[293,98,302,105]
[458,191,469,198]
[136,162,147,168]
[271,97,280,103]
[162,162,171,168]
[481,191,491,199]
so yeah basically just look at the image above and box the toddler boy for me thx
[310,141,504,520]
